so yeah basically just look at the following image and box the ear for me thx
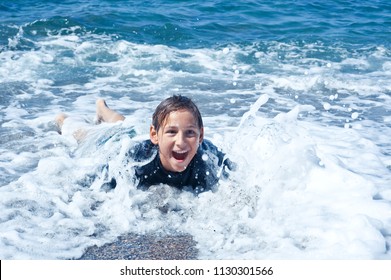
[150,125,159,145]
[199,127,204,144]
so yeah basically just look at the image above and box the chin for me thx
[171,163,188,172]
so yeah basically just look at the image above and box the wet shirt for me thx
[129,139,233,192]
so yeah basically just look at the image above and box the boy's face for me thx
[150,109,204,172]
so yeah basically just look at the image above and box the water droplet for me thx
[323,102,331,110]
[351,112,359,119]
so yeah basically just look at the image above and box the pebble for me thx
[79,233,199,260]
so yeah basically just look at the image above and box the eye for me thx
[186,130,197,137]
[165,129,177,135]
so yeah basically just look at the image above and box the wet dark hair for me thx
[152,95,203,132]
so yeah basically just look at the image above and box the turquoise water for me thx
[2,0,390,47]
[1,0,391,259]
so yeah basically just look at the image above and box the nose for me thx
[175,131,186,147]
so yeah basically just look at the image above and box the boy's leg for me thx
[96,99,125,123]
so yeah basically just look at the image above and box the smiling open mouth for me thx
[172,150,188,161]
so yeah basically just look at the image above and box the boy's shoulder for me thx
[200,139,219,151]
[198,139,225,166]
[129,139,157,162]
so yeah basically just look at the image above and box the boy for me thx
[56,95,234,192]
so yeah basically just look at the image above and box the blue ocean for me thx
[1,0,391,259]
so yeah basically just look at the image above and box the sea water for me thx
[0,0,391,259]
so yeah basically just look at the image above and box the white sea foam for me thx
[0,32,390,259]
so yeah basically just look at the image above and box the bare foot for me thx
[95,99,125,123]
[55,113,68,134]
[95,99,107,124]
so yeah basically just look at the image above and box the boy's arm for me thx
[201,139,237,175]
[223,158,237,171]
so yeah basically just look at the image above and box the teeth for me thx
[173,150,188,161]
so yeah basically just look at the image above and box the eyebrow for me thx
[164,124,198,129]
